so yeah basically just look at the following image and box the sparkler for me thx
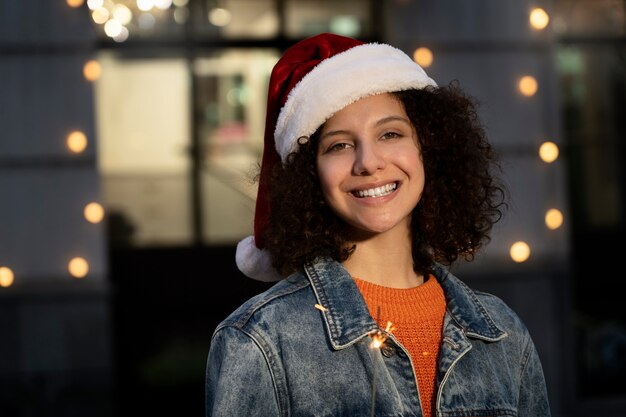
[314,303,396,417]
[368,306,396,417]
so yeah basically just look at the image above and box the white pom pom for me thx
[235,236,283,282]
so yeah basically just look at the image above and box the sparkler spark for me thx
[368,315,396,417]
[368,321,396,349]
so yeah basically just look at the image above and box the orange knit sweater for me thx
[353,275,446,417]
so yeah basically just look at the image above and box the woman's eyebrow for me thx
[319,129,349,141]
[374,115,411,127]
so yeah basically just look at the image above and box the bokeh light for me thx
[104,19,124,37]
[530,8,550,30]
[68,257,89,279]
[113,4,133,25]
[91,7,109,24]
[510,241,531,263]
[209,8,232,26]
[0,267,15,288]
[66,0,85,8]
[87,0,103,10]
[413,47,433,68]
[518,75,538,96]
[137,0,155,12]
[539,141,559,163]
[83,59,101,81]
[84,202,105,224]
[545,209,564,230]
[67,131,88,153]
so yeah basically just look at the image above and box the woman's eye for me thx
[381,132,401,140]
[327,142,351,152]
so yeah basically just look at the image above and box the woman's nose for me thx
[353,142,386,175]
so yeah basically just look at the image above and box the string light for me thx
[518,75,538,96]
[68,257,89,279]
[91,7,109,24]
[87,0,104,9]
[545,209,564,230]
[84,202,105,224]
[510,241,531,263]
[137,0,155,12]
[155,0,173,9]
[529,8,550,30]
[104,19,124,37]
[539,141,559,163]
[67,130,88,153]
[113,4,133,25]
[413,47,433,68]
[83,60,102,82]
[0,267,15,288]
[66,0,85,7]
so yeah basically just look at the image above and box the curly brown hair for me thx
[261,81,507,277]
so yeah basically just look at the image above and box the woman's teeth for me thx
[354,182,397,198]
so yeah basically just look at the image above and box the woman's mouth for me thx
[352,182,398,198]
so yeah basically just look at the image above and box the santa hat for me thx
[236,32,438,281]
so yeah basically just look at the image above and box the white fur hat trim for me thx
[274,43,437,162]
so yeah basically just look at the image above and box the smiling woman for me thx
[205,33,552,417]
[315,94,424,258]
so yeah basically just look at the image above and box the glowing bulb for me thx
[155,0,173,9]
[113,26,130,43]
[113,4,133,25]
[545,209,564,230]
[208,8,232,26]
[137,0,155,11]
[66,0,85,8]
[67,131,88,153]
[539,141,559,163]
[84,202,105,224]
[68,257,89,279]
[518,75,538,96]
[530,8,550,30]
[91,7,110,24]
[83,60,101,82]
[0,267,15,288]
[87,0,103,10]
[104,19,123,37]
[413,47,433,68]
[510,241,531,263]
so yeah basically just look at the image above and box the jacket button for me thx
[381,343,396,358]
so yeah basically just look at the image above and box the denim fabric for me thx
[206,257,551,417]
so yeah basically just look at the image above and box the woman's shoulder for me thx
[473,290,526,324]
[214,271,313,332]
[433,264,532,339]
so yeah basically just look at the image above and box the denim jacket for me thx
[206,257,551,417]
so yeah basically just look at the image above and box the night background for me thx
[0,1,625,416]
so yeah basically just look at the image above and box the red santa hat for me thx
[236,32,437,281]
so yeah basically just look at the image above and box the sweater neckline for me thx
[352,274,443,307]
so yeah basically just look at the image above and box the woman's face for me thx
[316,93,425,238]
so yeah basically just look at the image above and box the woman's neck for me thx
[342,229,423,289]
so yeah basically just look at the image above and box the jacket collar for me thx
[304,257,506,349]
[431,263,507,341]
[304,257,378,349]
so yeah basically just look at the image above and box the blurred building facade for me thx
[0,1,624,416]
